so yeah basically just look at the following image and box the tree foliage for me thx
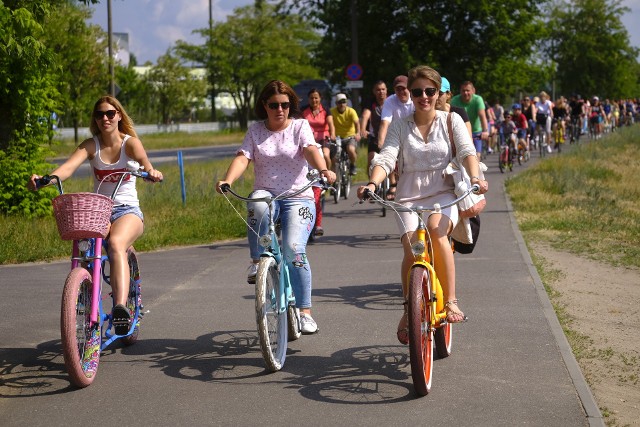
[287,0,547,102]
[145,50,208,125]
[548,0,640,98]
[0,1,58,216]
[176,3,320,130]
[41,1,109,143]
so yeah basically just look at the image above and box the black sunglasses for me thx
[410,87,439,98]
[94,110,117,120]
[336,99,348,104]
[267,102,291,110]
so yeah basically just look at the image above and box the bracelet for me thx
[367,181,378,188]
[320,169,328,173]
[470,176,481,181]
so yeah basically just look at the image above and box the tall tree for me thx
[548,0,639,98]
[176,4,320,130]
[286,0,547,102]
[0,1,59,216]
[42,2,109,143]
[145,50,207,126]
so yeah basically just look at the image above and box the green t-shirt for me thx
[330,106,359,137]
[450,93,485,133]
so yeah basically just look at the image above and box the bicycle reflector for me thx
[259,234,272,247]
[77,239,91,252]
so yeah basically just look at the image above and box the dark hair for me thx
[307,88,321,97]
[255,80,300,119]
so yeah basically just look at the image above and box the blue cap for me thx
[441,77,451,93]
[512,103,522,110]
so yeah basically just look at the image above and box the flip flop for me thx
[112,304,131,335]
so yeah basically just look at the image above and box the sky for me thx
[89,0,640,66]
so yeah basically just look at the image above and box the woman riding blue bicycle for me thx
[215,80,335,334]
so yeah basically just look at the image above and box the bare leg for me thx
[108,214,144,306]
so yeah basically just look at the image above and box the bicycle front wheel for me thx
[122,247,142,346]
[407,265,434,396]
[287,305,301,341]
[333,165,342,203]
[61,267,101,388]
[255,256,288,372]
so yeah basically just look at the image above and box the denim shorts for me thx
[111,204,144,223]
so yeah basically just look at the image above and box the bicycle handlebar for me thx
[220,170,330,203]
[361,184,481,213]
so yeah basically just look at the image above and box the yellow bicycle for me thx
[362,184,479,396]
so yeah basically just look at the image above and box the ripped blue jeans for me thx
[247,190,315,309]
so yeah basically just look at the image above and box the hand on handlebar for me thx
[215,180,231,194]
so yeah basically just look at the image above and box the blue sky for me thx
[89,0,640,65]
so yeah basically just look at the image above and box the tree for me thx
[0,1,59,216]
[177,3,320,130]
[287,0,546,102]
[42,2,109,143]
[145,50,207,125]
[548,0,639,98]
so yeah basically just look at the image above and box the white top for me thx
[238,118,317,199]
[380,94,414,122]
[372,110,476,204]
[90,135,139,206]
[536,100,553,116]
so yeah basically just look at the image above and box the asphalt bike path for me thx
[1,147,602,426]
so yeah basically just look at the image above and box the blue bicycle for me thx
[35,163,150,387]
[220,171,327,371]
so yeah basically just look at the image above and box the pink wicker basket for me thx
[52,193,114,240]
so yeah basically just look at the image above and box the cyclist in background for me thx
[28,95,163,334]
[360,80,388,174]
[435,76,472,137]
[450,80,489,161]
[522,96,536,147]
[552,97,568,150]
[589,96,605,139]
[569,94,584,143]
[535,92,554,148]
[215,80,335,334]
[302,88,335,237]
[511,103,529,151]
[376,75,414,200]
[330,93,361,176]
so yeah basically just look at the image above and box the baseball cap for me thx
[393,75,408,88]
[336,93,347,102]
[512,103,521,110]
[440,77,451,93]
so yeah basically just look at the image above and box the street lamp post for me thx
[107,0,115,96]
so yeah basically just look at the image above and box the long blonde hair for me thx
[89,95,138,138]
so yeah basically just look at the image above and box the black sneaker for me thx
[349,165,357,175]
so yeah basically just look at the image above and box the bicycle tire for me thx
[498,147,505,173]
[287,305,301,341]
[333,164,342,203]
[122,247,141,346]
[407,265,434,396]
[344,164,352,199]
[379,178,388,217]
[255,256,287,372]
[434,323,453,358]
[60,267,101,388]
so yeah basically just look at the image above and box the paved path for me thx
[0,150,603,426]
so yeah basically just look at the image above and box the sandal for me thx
[386,183,397,201]
[112,304,131,335]
[444,299,468,323]
[396,301,409,345]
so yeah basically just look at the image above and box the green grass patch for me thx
[506,126,640,269]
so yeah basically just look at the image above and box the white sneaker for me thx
[300,313,318,334]
[247,262,258,284]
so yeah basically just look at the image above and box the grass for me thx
[506,125,640,269]
[1,139,371,264]
[46,129,247,158]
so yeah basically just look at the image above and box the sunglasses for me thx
[266,102,290,110]
[94,110,117,120]
[410,87,439,98]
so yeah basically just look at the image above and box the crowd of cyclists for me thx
[486,94,639,157]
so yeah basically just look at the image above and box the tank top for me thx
[90,135,139,206]
[368,101,383,138]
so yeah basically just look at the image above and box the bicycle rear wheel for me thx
[434,323,452,358]
[287,305,301,341]
[122,247,142,346]
[333,164,342,203]
[255,256,288,371]
[60,267,101,388]
[378,178,388,217]
[407,265,434,396]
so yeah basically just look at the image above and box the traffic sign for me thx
[346,63,363,81]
